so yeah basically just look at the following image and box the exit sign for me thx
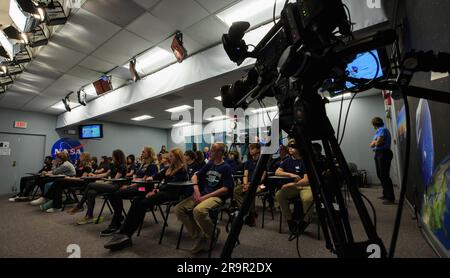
[14,121,28,129]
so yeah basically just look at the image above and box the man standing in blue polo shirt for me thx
[370,117,395,204]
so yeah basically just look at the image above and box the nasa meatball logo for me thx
[51,138,84,163]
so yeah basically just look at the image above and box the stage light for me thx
[93,75,113,95]
[0,26,27,60]
[9,0,43,33]
[171,31,188,63]
[77,89,87,106]
[43,0,68,26]
[62,95,71,112]
[129,58,140,82]
[24,26,48,47]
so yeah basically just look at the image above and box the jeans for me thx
[374,149,395,201]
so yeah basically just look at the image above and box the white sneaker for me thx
[46,208,57,213]
[30,197,47,206]
[9,197,18,202]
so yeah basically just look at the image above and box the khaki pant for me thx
[234,184,261,214]
[275,185,313,221]
[175,196,223,240]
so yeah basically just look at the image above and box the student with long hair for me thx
[76,150,127,225]
[101,147,159,236]
[104,148,188,250]
[126,154,137,177]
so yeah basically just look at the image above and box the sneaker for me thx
[8,196,18,202]
[46,208,57,213]
[244,213,258,227]
[30,197,47,206]
[100,226,120,237]
[15,196,30,202]
[40,200,54,211]
[77,216,94,225]
[104,234,132,251]
[67,207,84,215]
[190,236,208,254]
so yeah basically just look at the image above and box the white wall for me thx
[326,92,388,184]
[0,108,59,154]
[62,121,168,158]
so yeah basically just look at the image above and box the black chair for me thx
[256,188,275,228]
[61,186,84,211]
[95,193,115,224]
[157,200,182,244]
[279,199,321,240]
[135,200,160,237]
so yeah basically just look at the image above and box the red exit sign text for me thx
[14,121,28,129]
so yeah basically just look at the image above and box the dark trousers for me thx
[108,187,141,228]
[18,176,38,196]
[375,149,395,201]
[48,179,87,209]
[34,177,55,195]
[120,190,181,237]
[85,182,119,218]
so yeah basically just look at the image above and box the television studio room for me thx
[0,0,449,268]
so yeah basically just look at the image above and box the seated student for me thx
[275,139,312,234]
[39,153,93,212]
[100,147,159,236]
[175,142,234,254]
[95,156,110,175]
[159,153,170,170]
[126,154,137,178]
[9,156,53,202]
[195,150,206,169]
[104,148,188,250]
[185,150,201,179]
[267,144,289,173]
[90,156,98,172]
[30,152,76,206]
[75,150,127,225]
[234,143,266,226]
[225,151,243,174]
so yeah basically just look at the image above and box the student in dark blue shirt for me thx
[234,143,266,226]
[126,154,137,178]
[184,150,201,179]
[175,142,234,254]
[104,148,188,250]
[370,117,395,203]
[275,139,312,234]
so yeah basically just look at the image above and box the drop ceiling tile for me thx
[151,0,209,30]
[133,0,160,10]
[51,74,91,91]
[92,30,153,66]
[184,15,229,47]
[33,42,86,73]
[195,0,241,13]
[83,0,146,27]
[7,82,42,96]
[0,91,35,109]
[126,12,176,44]
[79,55,117,73]
[21,95,63,112]
[67,66,102,82]
[25,60,64,80]
[40,86,72,98]
[51,9,121,54]
[15,72,57,92]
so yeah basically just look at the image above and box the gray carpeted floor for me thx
[0,186,437,258]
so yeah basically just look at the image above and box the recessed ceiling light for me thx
[214,96,222,101]
[131,115,154,122]
[206,115,229,121]
[165,105,193,113]
[216,0,288,27]
[173,122,191,127]
[252,106,278,114]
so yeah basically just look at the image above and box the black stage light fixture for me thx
[62,95,71,112]
[0,25,27,60]
[171,31,188,63]
[42,0,68,26]
[77,89,87,106]
[0,86,6,94]
[129,58,140,82]
[24,25,48,47]
[7,63,24,76]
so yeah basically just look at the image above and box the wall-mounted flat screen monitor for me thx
[79,124,103,139]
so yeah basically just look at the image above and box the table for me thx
[166,181,195,188]
[134,180,160,193]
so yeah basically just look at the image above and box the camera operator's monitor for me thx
[79,124,103,139]
[344,49,384,89]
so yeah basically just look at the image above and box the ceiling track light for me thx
[41,0,68,26]
[27,25,48,47]
[62,91,73,112]
[171,31,188,63]
[9,0,43,33]
[77,89,87,106]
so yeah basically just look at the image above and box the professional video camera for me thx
[219,0,450,258]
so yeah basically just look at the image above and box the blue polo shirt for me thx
[196,161,234,196]
[279,157,306,178]
[372,126,391,151]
